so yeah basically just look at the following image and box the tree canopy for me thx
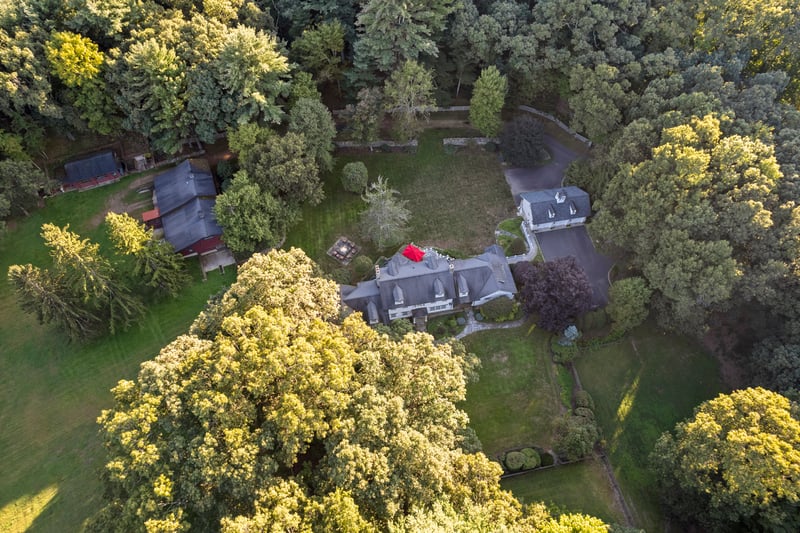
[89,248,595,531]
[651,387,800,532]
[515,257,593,332]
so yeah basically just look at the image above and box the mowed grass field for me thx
[0,178,235,532]
[575,322,727,531]
[461,326,624,524]
[501,461,625,524]
[284,128,515,267]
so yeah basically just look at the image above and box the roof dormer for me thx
[569,201,577,215]
[434,278,445,299]
[457,274,469,298]
[548,205,556,219]
[393,284,404,305]
[555,190,566,203]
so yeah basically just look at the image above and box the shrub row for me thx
[480,297,520,322]
[501,447,547,472]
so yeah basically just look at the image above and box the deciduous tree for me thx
[290,21,345,88]
[242,131,322,208]
[516,257,593,332]
[651,388,800,532]
[88,249,539,531]
[213,171,289,253]
[383,60,436,142]
[607,277,652,333]
[288,97,336,172]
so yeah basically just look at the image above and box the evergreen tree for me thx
[470,66,507,137]
[360,176,410,249]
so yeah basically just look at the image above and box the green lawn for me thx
[0,178,236,532]
[461,326,626,524]
[284,128,515,271]
[460,325,561,458]
[575,322,727,531]
[501,461,626,525]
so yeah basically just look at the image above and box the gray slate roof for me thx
[519,186,590,225]
[64,151,118,184]
[154,160,217,216]
[341,245,516,323]
[160,197,222,253]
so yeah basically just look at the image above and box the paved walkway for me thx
[455,308,528,340]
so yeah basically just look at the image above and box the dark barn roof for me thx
[153,159,217,215]
[64,151,118,184]
[160,197,222,254]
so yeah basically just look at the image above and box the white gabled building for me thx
[519,186,591,232]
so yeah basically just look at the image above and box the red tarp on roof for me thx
[402,244,425,262]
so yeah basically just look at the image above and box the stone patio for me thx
[327,236,360,265]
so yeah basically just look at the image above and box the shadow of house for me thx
[341,245,517,326]
[147,159,224,257]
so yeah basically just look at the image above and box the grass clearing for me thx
[285,129,514,269]
[501,461,626,524]
[575,322,726,531]
[0,177,236,532]
[461,325,561,458]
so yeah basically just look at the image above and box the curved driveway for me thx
[501,131,612,306]
[504,133,583,205]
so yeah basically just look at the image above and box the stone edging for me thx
[517,105,592,147]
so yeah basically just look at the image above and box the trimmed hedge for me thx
[521,448,541,469]
[352,255,374,278]
[481,297,519,322]
[504,451,526,471]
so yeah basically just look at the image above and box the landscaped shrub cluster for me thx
[502,447,543,472]
[553,390,600,462]
[426,314,465,339]
[480,297,520,322]
[341,161,369,193]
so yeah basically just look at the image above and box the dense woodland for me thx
[2,0,800,530]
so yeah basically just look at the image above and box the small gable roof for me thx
[64,151,118,184]
[154,159,217,216]
[520,186,591,225]
[161,197,222,253]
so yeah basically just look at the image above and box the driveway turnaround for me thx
[536,226,614,308]
[504,133,583,204]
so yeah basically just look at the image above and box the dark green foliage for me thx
[351,255,374,279]
[540,452,555,467]
[288,98,336,173]
[750,339,800,398]
[578,309,609,332]
[480,297,518,322]
[327,267,351,284]
[501,115,545,167]
[553,413,600,462]
[574,390,595,411]
[517,257,593,333]
[216,159,235,181]
[503,450,526,471]
[341,161,369,193]
[574,407,595,421]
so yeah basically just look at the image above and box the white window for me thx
[547,206,556,219]
[569,201,577,215]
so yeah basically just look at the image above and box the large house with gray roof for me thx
[341,244,517,325]
[519,186,591,232]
